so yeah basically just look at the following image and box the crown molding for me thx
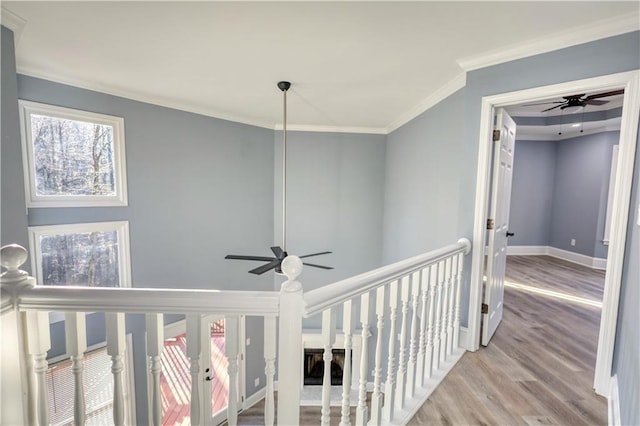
[457,11,640,72]
[17,66,277,130]
[1,7,26,44]
[386,72,466,133]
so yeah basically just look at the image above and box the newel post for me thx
[1,244,36,426]
[276,256,304,426]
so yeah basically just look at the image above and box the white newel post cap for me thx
[281,255,303,292]
[0,244,35,287]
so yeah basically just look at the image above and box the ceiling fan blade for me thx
[299,251,332,259]
[271,246,284,258]
[584,99,608,106]
[225,255,275,262]
[248,259,282,275]
[584,89,624,100]
[521,101,564,107]
[541,104,564,113]
[303,262,334,270]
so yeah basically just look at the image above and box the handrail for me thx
[303,238,471,317]
[13,286,280,316]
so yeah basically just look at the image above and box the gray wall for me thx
[274,130,386,291]
[550,132,617,257]
[509,132,618,258]
[12,72,276,423]
[382,88,464,263]
[1,26,29,251]
[508,140,556,247]
[613,122,640,425]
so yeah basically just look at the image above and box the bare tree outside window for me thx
[29,222,131,288]
[19,101,127,207]
[30,114,116,196]
[40,231,119,287]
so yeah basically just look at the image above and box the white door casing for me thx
[467,70,640,396]
[482,108,516,346]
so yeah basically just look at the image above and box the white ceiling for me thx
[2,2,639,133]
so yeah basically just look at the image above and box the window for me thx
[28,221,131,287]
[19,100,128,207]
[47,343,136,426]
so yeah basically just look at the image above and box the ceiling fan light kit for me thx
[224,81,333,275]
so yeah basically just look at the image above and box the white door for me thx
[202,316,244,426]
[481,108,516,346]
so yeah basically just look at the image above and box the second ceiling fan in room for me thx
[523,89,624,112]
[225,82,333,275]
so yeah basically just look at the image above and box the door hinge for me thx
[481,303,489,314]
[493,129,501,141]
[487,218,495,230]
[240,353,244,361]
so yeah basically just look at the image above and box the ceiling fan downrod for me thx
[278,81,291,251]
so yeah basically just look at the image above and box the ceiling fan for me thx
[522,89,624,113]
[225,81,333,275]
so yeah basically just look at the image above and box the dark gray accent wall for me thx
[382,88,464,263]
[508,140,556,247]
[1,26,29,251]
[550,132,617,257]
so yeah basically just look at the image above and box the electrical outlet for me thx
[246,338,251,346]
[570,239,576,246]
[255,377,260,387]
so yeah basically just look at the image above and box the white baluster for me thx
[446,256,457,356]
[425,264,438,379]
[439,258,451,364]
[355,291,371,426]
[264,316,276,426]
[225,315,240,426]
[407,271,421,398]
[25,311,51,426]
[321,308,336,425]
[0,244,34,426]
[369,286,386,425]
[106,312,126,426]
[416,266,430,387]
[277,256,304,426]
[395,276,410,410]
[433,262,444,371]
[146,313,163,426]
[382,280,399,422]
[340,300,354,426]
[186,315,203,426]
[453,252,464,349]
[66,312,87,426]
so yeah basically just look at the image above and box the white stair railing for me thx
[2,238,471,426]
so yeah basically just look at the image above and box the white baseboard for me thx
[243,387,266,410]
[506,245,547,256]
[458,326,471,351]
[507,245,607,270]
[608,374,621,426]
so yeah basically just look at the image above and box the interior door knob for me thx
[506,231,514,237]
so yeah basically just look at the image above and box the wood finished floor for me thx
[410,255,606,425]
[230,255,607,425]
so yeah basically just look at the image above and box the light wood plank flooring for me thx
[410,255,606,425]
[231,255,607,425]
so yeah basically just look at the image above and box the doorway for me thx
[468,70,640,396]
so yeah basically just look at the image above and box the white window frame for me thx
[28,221,132,288]
[19,100,128,207]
